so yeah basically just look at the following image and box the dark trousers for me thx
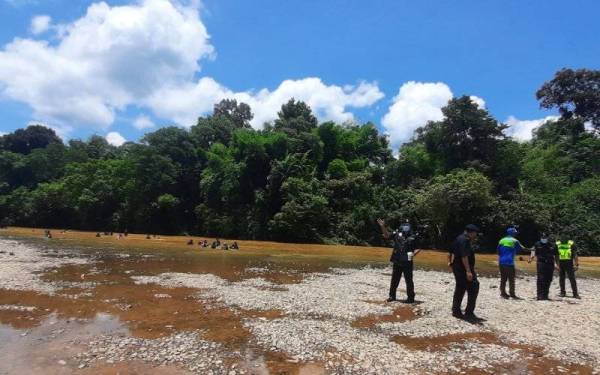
[559,261,578,296]
[499,265,516,296]
[452,266,479,315]
[536,262,554,299]
[389,261,414,300]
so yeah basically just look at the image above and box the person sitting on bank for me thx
[556,236,580,298]
[231,241,239,250]
[211,241,218,249]
[222,243,229,250]
[497,227,527,299]
[187,239,194,245]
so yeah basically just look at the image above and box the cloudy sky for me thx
[0,0,598,149]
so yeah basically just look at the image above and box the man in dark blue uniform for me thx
[528,233,557,300]
[377,219,421,303]
[451,224,481,321]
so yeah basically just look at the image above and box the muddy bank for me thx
[10,226,600,277]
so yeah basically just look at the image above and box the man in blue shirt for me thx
[497,227,527,299]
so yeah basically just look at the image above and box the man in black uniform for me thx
[528,233,557,300]
[377,219,421,303]
[451,224,480,321]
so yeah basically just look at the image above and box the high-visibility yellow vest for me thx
[556,240,574,261]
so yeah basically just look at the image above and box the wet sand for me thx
[4,226,600,277]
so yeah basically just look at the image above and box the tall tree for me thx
[414,96,506,173]
[274,99,318,135]
[213,99,253,129]
[536,68,600,129]
[1,125,62,154]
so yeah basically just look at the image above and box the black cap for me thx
[465,224,480,233]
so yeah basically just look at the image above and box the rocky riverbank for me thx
[1,237,599,374]
[130,267,600,374]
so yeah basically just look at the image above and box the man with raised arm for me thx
[377,219,421,303]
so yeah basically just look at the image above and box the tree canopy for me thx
[1,69,599,254]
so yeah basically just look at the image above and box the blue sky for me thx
[0,0,598,149]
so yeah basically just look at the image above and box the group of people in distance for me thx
[377,219,580,323]
[186,238,239,250]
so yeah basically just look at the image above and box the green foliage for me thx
[274,99,318,135]
[536,68,600,128]
[1,70,599,254]
[414,169,496,245]
[414,96,506,174]
[327,159,349,179]
[268,177,330,242]
[213,99,253,128]
[385,144,439,187]
[0,125,62,154]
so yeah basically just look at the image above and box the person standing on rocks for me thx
[377,219,421,303]
[451,224,481,321]
[497,227,527,299]
[528,233,557,300]
[556,236,580,298]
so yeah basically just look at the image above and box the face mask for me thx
[541,238,548,244]
[401,225,411,233]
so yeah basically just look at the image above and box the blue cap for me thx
[507,227,518,236]
[465,224,480,233]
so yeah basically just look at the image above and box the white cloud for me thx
[0,0,213,131]
[105,131,126,146]
[505,115,559,141]
[30,15,52,35]
[470,95,486,109]
[381,81,453,149]
[0,0,384,135]
[147,77,384,128]
[133,115,156,130]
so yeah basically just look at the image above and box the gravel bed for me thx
[134,266,600,373]
[0,239,88,293]
[76,331,242,375]
[0,304,37,312]
[2,236,598,374]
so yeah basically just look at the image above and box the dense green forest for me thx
[1,69,599,254]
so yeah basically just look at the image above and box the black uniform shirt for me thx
[533,241,556,264]
[390,231,416,263]
[452,233,475,272]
